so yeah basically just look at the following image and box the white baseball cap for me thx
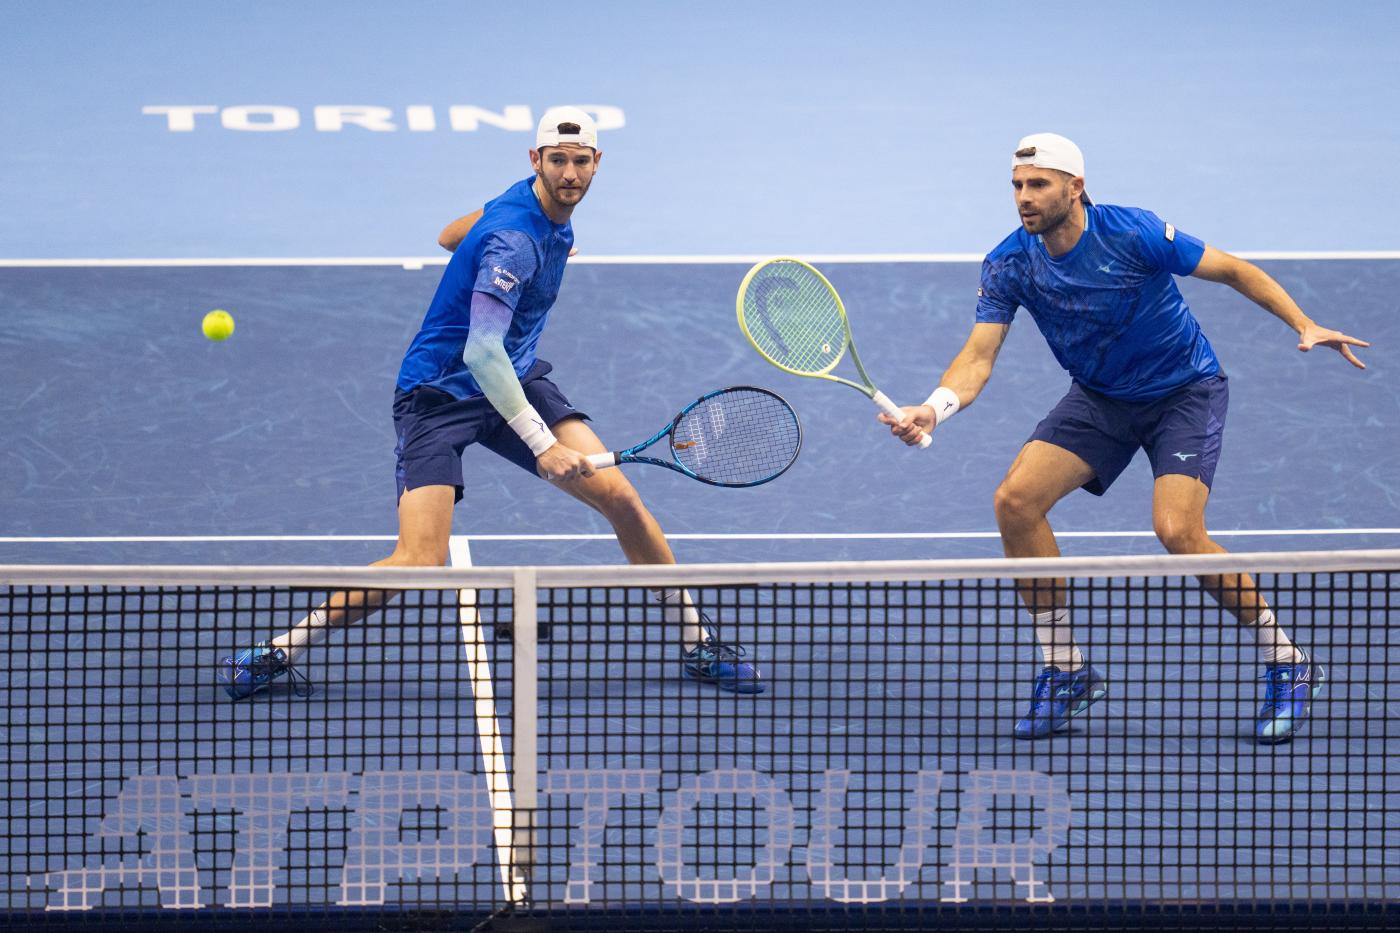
[535,106,598,150]
[1012,133,1091,204]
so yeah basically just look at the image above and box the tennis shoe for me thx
[1254,654,1324,744]
[219,641,313,700]
[1013,664,1108,739]
[682,631,765,694]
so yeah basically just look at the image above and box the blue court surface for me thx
[2,2,1399,927]
[1,259,1397,566]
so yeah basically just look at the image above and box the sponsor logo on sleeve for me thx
[492,266,520,293]
[1164,223,1176,242]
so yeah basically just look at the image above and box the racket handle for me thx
[871,391,932,449]
[586,452,619,471]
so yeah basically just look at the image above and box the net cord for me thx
[6,549,1399,590]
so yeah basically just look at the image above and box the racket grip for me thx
[870,391,932,449]
[586,452,618,471]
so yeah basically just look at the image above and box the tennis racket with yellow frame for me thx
[736,257,930,448]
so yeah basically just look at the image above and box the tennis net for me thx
[2,551,1397,931]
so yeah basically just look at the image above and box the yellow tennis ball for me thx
[202,309,235,341]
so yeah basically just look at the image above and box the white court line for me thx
[4,529,1400,544]
[448,536,526,905]
[0,251,1398,268]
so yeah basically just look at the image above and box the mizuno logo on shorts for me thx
[1172,452,1197,461]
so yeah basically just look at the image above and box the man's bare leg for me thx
[994,441,1098,669]
[549,417,762,692]
[1152,474,1298,664]
[270,484,457,661]
[994,441,1108,738]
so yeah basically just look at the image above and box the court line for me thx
[447,536,525,905]
[1,251,1398,268]
[4,529,1399,544]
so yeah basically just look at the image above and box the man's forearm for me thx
[462,335,529,420]
[936,324,1008,408]
[461,291,528,419]
[1231,263,1312,333]
[439,208,484,252]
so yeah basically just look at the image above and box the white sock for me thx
[1246,608,1302,666]
[1032,607,1083,672]
[653,588,707,649]
[270,608,331,664]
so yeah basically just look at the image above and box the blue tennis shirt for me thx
[397,175,575,399]
[976,204,1218,401]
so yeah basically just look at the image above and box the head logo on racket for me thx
[737,258,930,448]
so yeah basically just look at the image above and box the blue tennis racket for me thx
[586,386,802,487]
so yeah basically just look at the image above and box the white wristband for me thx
[923,386,961,425]
[506,404,558,457]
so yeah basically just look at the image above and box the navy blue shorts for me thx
[392,360,589,503]
[1029,374,1228,496]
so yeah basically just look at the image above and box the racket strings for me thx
[741,262,847,375]
[672,388,800,486]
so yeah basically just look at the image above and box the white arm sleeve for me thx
[461,290,529,420]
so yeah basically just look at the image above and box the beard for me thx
[1021,195,1074,235]
[540,173,591,206]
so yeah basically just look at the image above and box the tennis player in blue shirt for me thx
[883,133,1368,743]
[221,107,763,698]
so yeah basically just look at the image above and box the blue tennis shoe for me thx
[682,633,765,694]
[220,642,313,700]
[1254,655,1324,744]
[1014,664,1108,739]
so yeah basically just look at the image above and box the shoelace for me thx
[667,603,749,665]
[694,638,748,664]
[284,663,315,699]
[250,647,315,699]
[1259,665,1295,713]
[1030,667,1061,701]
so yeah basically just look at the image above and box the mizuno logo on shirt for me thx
[1172,452,1197,461]
[1097,262,1114,274]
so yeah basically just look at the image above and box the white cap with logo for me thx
[1012,133,1090,204]
[1012,133,1084,176]
[535,106,599,150]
